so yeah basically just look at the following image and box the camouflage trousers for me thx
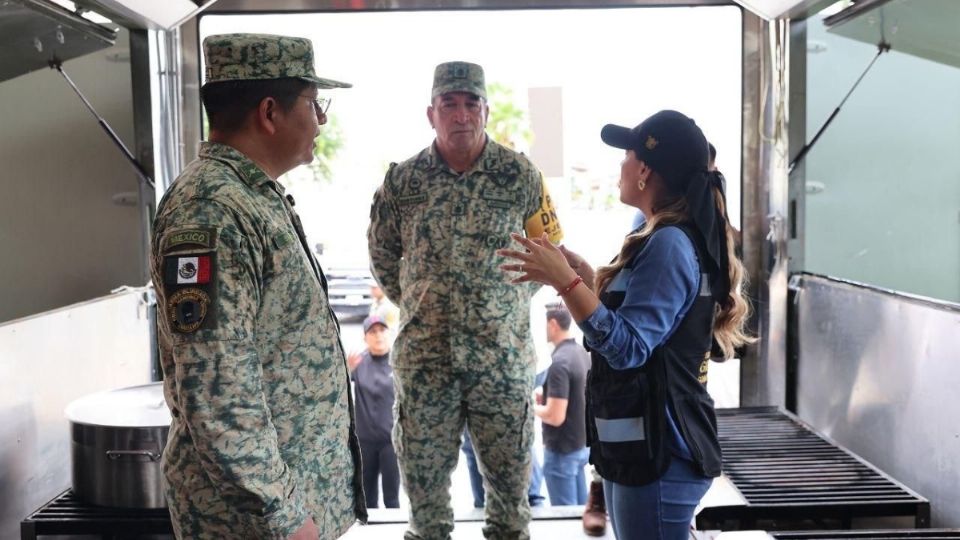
[393,362,534,540]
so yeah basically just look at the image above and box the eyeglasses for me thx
[301,95,332,118]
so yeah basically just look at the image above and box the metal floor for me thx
[342,506,617,539]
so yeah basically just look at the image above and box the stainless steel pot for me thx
[65,382,170,508]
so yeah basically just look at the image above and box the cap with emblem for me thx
[363,315,388,334]
[203,33,351,89]
[602,110,732,306]
[431,61,486,100]
[600,110,708,190]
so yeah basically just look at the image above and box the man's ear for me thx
[426,105,435,129]
[255,96,281,135]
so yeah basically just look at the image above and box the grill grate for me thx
[696,407,930,530]
[20,489,172,540]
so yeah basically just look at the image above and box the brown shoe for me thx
[582,480,606,537]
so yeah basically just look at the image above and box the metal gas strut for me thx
[49,56,155,190]
[788,41,891,175]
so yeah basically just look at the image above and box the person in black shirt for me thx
[348,315,400,508]
[534,304,591,505]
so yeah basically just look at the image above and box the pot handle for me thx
[106,449,161,461]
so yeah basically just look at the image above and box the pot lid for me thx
[65,382,171,427]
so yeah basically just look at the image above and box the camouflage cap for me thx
[431,61,486,100]
[203,33,351,89]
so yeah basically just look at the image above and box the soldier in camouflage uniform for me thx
[150,33,365,540]
[367,61,564,540]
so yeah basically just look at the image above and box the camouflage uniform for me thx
[150,34,363,540]
[368,61,563,540]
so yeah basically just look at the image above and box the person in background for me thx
[369,284,400,340]
[535,304,591,506]
[150,33,363,539]
[348,315,401,509]
[498,110,753,539]
[368,60,564,540]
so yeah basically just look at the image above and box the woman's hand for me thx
[559,245,596,291]
[558,244,586,270]
[497,232,579,291]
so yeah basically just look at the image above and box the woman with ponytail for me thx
[498,110,753,539]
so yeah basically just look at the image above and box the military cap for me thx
[431,61,486,100]
[203,33,351,89]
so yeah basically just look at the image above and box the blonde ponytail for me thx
[711,185,756,359]
[595,185,755,359]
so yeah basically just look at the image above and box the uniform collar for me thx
[421,136,510,175]
[199,142,277,190]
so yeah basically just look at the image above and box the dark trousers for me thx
[359,438,401,508]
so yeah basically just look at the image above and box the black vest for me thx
[585,223,722,486]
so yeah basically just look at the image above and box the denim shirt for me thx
[578,225,700,459]
[579,226,700,368]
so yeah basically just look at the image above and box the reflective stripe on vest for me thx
[595,416,646,442]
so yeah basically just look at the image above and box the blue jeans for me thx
[543,447,589,505]
[462,428,545,508]
[602,457,712,540]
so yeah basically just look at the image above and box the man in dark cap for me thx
[368,61,564,539]
[151,33,364,539]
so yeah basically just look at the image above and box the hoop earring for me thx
[637,179,646,191]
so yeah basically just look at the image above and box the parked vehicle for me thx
[324,265,376,323]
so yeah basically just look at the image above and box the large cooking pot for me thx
[65,382,170,508]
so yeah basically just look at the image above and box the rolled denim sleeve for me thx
[577,227,700,370]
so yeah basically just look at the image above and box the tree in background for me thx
[309,113,345,182]
[485,82,533,151]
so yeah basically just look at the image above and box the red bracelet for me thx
[557,276,583,296]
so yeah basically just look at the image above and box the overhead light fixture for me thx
[732,0,840,20]
[74,0,217,30]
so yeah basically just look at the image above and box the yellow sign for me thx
[524,178,564,244]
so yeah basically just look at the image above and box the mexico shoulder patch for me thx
[164,228,215,251]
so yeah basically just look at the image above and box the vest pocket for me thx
[590,375,654,462]
[673,393,721,475]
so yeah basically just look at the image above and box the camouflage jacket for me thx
[368,138,561,372]
[151,142,365,539]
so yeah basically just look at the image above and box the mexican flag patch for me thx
[165,255,211,285]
